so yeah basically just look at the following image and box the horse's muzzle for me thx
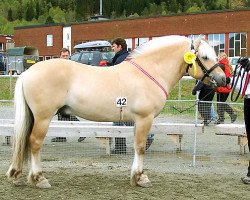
[211,75,226,87]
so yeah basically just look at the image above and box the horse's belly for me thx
[72,103,133,122]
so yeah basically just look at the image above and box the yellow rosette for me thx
[184,52,196,64]
[184,52,197,76]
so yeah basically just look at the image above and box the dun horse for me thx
[6,35,226,188]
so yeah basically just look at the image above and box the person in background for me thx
[214,52,237,124]
[192,80,215,126]
[51,48,85,142]
[110,37,154,154]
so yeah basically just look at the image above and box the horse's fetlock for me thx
[9,168,17,177]
[30,171,44,183]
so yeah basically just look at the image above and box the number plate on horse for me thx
[116,97,127,107]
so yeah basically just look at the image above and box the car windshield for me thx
[70,52,81,62]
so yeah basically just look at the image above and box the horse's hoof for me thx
[241,176,250,184]
[36,179,51,189]
[13,177,26,186]
[137,174,152,188]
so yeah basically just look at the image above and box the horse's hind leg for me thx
[130,116,153,187]
[28,118,51,188]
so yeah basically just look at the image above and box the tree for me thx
[7,9,13,22]
[25,1,35,21]
[45,16,54,24]
[49,6,66,23]
[186,3,203,13]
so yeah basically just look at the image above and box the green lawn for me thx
[0,77,16,100]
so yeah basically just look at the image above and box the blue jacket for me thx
[112,49,129,65]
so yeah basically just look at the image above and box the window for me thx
[80,52,93,64]
[70,52,81,61]
[229,32,247,57]
[208,34,225,55]
[45,56,51,60]
[39,56,44,61]
[0,43,4,51]
[47,35,53,47]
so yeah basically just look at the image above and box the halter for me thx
[186,43,220,81]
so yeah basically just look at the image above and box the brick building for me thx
[0,34,14,53]
[14,9,250,60]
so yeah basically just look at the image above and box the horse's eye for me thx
[202,56,208,60]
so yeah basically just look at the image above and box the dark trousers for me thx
[244,98,250,176]
[216,93,234,121]
[58,113,79,121]
[113,121,134,148]
[198,89,215,121]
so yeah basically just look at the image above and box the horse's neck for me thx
[135,48,187,93]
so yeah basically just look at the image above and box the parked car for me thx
[70,50,114,66]
[71,40,114,66]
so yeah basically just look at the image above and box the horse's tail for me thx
[11,75,34,169]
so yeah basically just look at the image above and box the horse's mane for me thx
[197,39,217,62]
[127,35,217,62]
[127,35,190,59]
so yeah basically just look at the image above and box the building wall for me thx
[14,9,250,57]
[15,24,63,58]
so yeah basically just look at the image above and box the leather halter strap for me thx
[196,57,220,81]
[186,42,219,80]
[127,60,168,99]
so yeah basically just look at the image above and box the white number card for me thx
[116,97,127,107]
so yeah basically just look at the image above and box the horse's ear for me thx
[193,37,202,51]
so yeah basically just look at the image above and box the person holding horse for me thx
[240,58,250,184]
[110,37,154,154]
[214,52,237,124]
[231,57,250,184]
[192,80,215,126]
[110,37,132,154]
[51,48,85,143]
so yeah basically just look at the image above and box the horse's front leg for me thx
[131,116,153,187]
[28,119,51,188]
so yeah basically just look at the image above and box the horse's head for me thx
[185,38,226,87]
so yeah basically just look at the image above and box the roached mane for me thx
[127,35,190,59]
[127,35,217,62]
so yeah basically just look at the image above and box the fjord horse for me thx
[6,35,226,188]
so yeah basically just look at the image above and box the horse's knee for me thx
[135,145,146,154]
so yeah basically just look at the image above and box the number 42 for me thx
[116,97,127,107]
